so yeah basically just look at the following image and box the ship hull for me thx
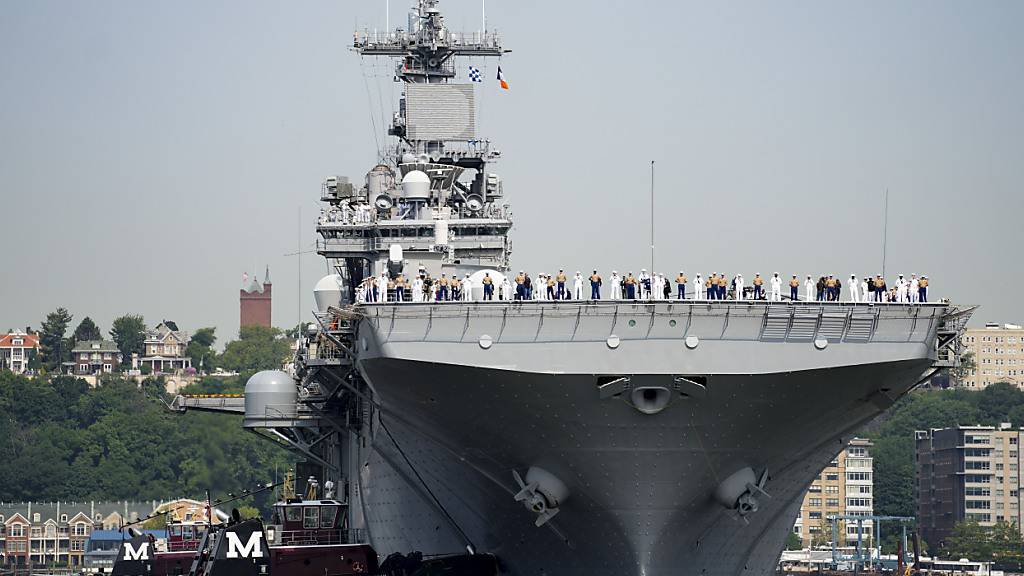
[355,356,926,575]
[340,301,954,575]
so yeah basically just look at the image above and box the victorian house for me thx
[139,321,191,374]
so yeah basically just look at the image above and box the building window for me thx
[967,487,992,496]
[33,513,40,523]
[31,527,41,538]
[808,498,822,507]
[826,498,839,507]
[825,486,839,494]
[11,524,24,537]
[808,511,822,519]
[808,485,822,493]
[73,523,88,536]
[847,472,871,481]
[103,353,111,360]
[60,514,68,522]
[965,461,991,470]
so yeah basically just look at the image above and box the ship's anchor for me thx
[512,467,569,528]
[713,467,771,524]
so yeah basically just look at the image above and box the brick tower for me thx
[240,266,272,328]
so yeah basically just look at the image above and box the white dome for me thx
[313,274,343,312]
[401,170,430,200]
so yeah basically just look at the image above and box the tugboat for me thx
[111,473,378,576]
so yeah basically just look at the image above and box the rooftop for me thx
[70,340,119,354]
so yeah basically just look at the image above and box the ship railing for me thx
[275,528,364,546]
[167,538,203,552]
[354,29,502,50]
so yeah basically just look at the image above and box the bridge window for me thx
[285,507,301,523]
[303,507,320,529]
[320,506,338,529]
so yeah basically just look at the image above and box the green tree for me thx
[218,326,291,373]
[72,317,102,345]
[186,327,218,372]
[944,520,993,560]
[190,327,216,348]
[974,382,1024,425]
[951,351,976,385]
[39,308,73,370]
[785,531,803,550]
[110,315,147,366]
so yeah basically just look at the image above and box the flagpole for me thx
[882,188,888,279]
[650,160,655,273]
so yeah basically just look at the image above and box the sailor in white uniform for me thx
[735,274,745,300]
[639,269,651,300]
[463,274,473,302]
[849,274,860,302]
[653,273,664,301]
[611,271,623,300]
[694,273,704,300]
[860,278,870,303]
[573,271,584,300]
[378,272,389,302]
[896,274,907,303]
[500,277,512,301]
[535,274,545,300]
[770,273,782,302]
[910,274,920,303]
[411,276,423,302]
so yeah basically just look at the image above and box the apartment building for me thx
[793,438,874,546]
[915,425,1024,547]
[960,323,1024,389]
[0,501,156,567]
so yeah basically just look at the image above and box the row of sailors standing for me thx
[355,269,931,304]
[583,270,930,303]
[356,271,514,303]
[318,203,373,226]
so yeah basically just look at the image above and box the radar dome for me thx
[402,170,430,201]
[243,370,297,428]
[313,274,343,312]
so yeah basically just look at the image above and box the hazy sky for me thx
[2,0,1022,345]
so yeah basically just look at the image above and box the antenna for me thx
[882,189,888,278]
[298,206,302,329]
[650,160,655,273]
[482,0,486,34]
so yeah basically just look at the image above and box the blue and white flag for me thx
[468,66,482,82]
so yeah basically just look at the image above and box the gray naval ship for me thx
[178,2,975,574]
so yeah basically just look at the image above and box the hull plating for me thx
[354,357,927,575]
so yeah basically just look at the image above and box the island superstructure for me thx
[176,2,976,574]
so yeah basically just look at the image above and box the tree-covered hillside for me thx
[0,371,290,505]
